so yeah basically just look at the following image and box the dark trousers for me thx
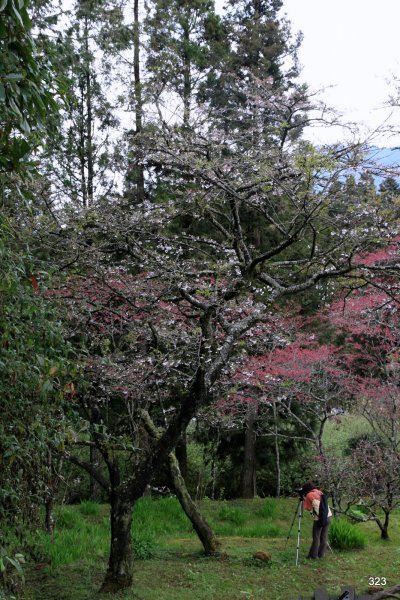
[308,517,331,559]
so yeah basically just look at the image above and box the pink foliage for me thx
[356,236,400,266]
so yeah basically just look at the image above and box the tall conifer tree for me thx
[41,0,119,207]
[225,0,299,84]
[145,0,226,126]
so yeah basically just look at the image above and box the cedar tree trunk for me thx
[133,0,145,202]
[241,401,258,498]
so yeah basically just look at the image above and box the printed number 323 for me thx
[369,577,387,586]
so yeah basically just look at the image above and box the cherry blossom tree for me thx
[313,244,400,534]
[45,83,400,591]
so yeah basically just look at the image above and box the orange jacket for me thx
[303,489,332,520]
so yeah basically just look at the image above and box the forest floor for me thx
[23,497,400,600]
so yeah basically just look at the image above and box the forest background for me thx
[1,0,400,598]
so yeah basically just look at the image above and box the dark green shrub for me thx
[329,518,367,550]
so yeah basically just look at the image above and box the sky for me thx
[281,0,400,145]
[216,1,400,146]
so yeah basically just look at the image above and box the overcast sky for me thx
[216,1,400,145]
[282,0,400,145]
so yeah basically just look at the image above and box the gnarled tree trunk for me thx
[140,409,220,554]
[100,491,134,593]
[378,510,390,540]
[168,452,220,554]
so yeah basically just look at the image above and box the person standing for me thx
[300,481,332,559]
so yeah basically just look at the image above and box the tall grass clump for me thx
[36,511,109,569]
[258,498,278,520]
[329,518,367,550]
[79,500,100,517]
[55,507,83,529]
[217,505,246,526]
[134,497,191,537]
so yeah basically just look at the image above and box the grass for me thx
[329,518,367,550]
[257,497,278,520]
[323,413,372,456]
[79,500,101,517]
[217,505,246,526]
[22,497,400,600]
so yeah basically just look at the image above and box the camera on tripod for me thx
[294,486,305,499]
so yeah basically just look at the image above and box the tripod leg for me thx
[295,501,303,566]
[284,499,302,549]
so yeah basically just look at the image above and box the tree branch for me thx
[64,451,110,493]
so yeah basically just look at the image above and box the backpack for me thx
[317,493,329,527]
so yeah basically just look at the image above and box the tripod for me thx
[284,497,303,566]
[285,497,334,565]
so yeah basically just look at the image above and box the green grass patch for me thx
[217,505,246,526]
[323,413,371,456]
[54,506,83,529]
[257,497,278,519]
[243,522,283,538]
[132,534,156,560]
[35,513,109,570]
[134,496,192,537]
[78,500,100,517]
[329,518,367,550]
[24,497,400,600]
[35,502,160,570]
[214,522,283,538]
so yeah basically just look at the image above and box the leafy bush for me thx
[329,518,367,550]
[186,442,213,499]
[0,549,25,598]
[217,505,246,525]
[258,498,278,519]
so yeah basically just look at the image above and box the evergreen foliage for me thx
[0,0,58,181]
[0,216,74,556]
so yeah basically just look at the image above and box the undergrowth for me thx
[22,497,400,600]
[329,518,367,550]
